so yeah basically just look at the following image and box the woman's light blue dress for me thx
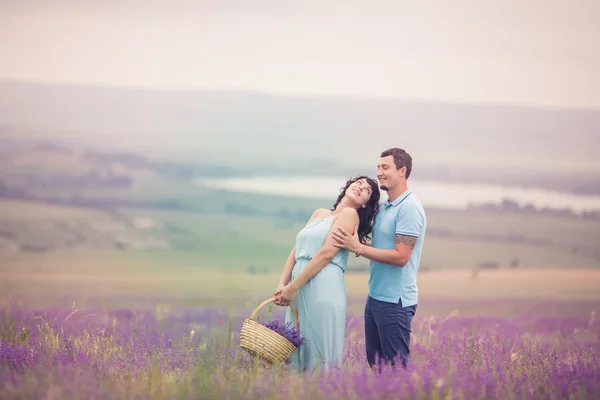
[285,215,349,373]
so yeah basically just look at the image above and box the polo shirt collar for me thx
[384,188,412,207]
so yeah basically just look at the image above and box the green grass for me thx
[116,203,600,270]
[1,173,600,271]
[430,208,600,250]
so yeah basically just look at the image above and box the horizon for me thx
[3,78,600,113]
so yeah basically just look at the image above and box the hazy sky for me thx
[1,0,599,109]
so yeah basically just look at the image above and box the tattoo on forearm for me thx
[396,235,417,249]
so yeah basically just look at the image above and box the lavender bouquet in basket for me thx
[261,318,305,347]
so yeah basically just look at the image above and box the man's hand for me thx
[332,225,362,254]
[274,284,298,306]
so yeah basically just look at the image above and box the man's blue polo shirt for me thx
[368,188,426,307]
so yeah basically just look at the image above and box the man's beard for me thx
[379,184,389,191]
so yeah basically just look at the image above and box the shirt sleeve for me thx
[395,202,425,237]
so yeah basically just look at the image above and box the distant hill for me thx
[1,80,599,174]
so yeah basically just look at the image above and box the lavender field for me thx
[1,293,599,400]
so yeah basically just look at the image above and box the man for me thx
[332,147,426,370]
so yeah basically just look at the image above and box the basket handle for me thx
[249,297,300,330]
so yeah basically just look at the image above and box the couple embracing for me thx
[274,147,427,373]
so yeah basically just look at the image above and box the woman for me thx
[274,175,380,373]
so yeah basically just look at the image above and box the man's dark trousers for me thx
[364,295,417,370]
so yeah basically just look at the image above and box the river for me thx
[192,175,600,213]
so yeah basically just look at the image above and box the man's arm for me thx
[332,202,423,267]
[354,234,416,267]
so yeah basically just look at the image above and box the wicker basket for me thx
[239,296,300,365]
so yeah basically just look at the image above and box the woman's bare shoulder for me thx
[333,207,359,227]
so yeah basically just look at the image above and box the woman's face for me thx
[345,178,374,207]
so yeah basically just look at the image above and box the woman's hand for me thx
[276,284,299,306]
[273,282,286,306]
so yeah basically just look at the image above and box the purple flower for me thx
[260,318,306,348]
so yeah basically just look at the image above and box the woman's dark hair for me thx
[331,175,381,249]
